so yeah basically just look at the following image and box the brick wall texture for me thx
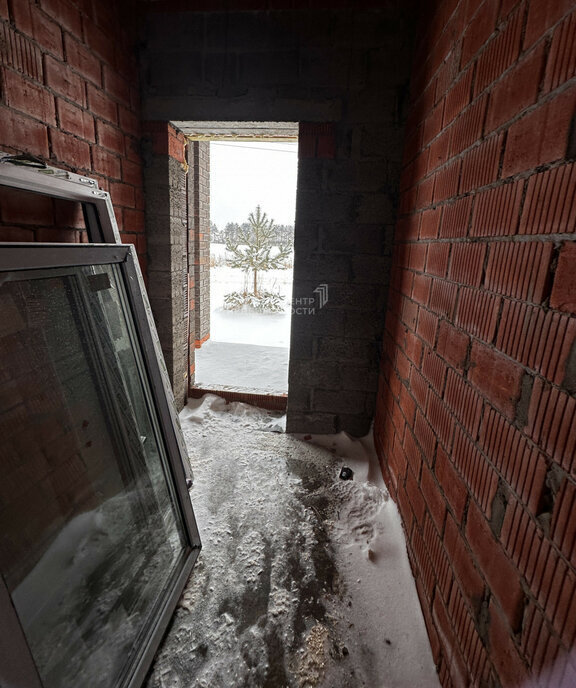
[142,6,415,436]
[2,0,576,684]
[188,140,211,348]
[143,121,189,408]
[374,0,576,685]
[0,0,145,264]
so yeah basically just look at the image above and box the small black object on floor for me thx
[339,466,354,480]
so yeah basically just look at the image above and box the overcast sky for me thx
[210,141,298,228]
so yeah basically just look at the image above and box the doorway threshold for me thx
[189,384,287,411]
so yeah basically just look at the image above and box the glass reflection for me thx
[0,264,185,688]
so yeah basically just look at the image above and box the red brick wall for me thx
[0,0,145,263]
[375,0,576,685]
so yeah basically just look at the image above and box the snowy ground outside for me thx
[145,395,440,688]
[194,244,292,393]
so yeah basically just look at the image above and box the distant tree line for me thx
[211,221,294,249]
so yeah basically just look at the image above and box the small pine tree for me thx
[225,205,291,297]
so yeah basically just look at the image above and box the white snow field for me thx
[194,245,292,392]
[145,395,440,688]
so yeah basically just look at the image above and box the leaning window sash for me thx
[0,242,201,688]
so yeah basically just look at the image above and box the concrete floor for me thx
[144,396,438,688]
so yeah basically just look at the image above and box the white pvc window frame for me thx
[0,160,201,688]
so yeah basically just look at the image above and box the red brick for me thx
[428,128,451,173]
[550,241,576,314]
[445,369,484,439]
[469,340,523,419]
[412,273,432,304]
[502,85,576,177]
[50,129,91,170]
[121,158,142,187]
[10,1,33,35]
[489,599,530,687]
[401,297,418,330]
[443,66,473,126]
[0,187,54,224]
[416,308,438,347]
[0,106,49,158]
[440,196,472,238]
[519,163,576,235]
[428,278,457,318]
[544,10,576,93]
[44,55,86,105]
[35,226,81,242]
[460,134,502,193]
[524,0,575,49]
[87,84,118,124]
[57,99,95,141]
[444,513,484,610]
[437,321,469,370]
[31,5,63,58]
[0,0,8,18]
[404,327,423,365]
[422,101,445,147]
[415,407,437,461]
[450,95,488,155]
[426,390,454,451]
[486,44,546,132]
[432,594,470,687]
[475,7,523,95]
[2,69,56,126]
[422,347,447,394]
[525,379,576,472]
[419,207,441,239]
[103,64,131,106]
[496,299,576,384]
[64,34,102,86]
[96,120,125,155]
[426,242,450,277]
[550,478,576,568]
[91,146,121,180]
[54,198,84,229]
[416,176,435,209]
[436,447,468,521]
[408,242,427,271]
[470,180,523,236]
[110,182,136,209]
[39,0,82,36]
[0,226,34,241]
[119,106,140,137]
[433,158,460,202]
[84,20,116,65]
[406,465,426,526]
[448,242,485,287]
[453,425,498,514]
[466,500,525,629]
[456,287,500,342]
[484,240,553,303]
[461,0,499,66]
[410,366,429,410]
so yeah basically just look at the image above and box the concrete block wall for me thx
[142,5,415,434]
[143,121,189,408]
[0,0,146,264]
[374,0,576,684]
[188,140,211,349]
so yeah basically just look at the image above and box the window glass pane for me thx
[0,263,187,688]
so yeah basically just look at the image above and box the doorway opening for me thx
[180,122,298,406]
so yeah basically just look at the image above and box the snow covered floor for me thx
[194,255,292,393]
[145,395,439,688]
[194,341,289,394]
